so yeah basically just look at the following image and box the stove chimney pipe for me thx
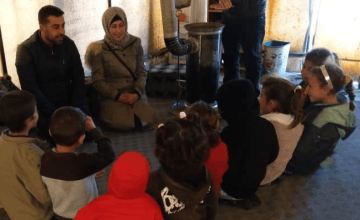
[160,0,198,56]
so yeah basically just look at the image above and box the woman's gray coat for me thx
[85,37,156,131]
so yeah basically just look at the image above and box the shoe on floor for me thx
[249,194,261,207]
[224,198,253,210]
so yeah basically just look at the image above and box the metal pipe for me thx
[160,0,198,56]
[190,0,208,23]
[0,25,8,75]
[175,0,191,9]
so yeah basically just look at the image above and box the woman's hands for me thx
[118,93,139,105]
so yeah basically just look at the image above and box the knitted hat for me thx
[102,6,130,50]
[216,79,260,122]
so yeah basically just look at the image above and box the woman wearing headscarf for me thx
[85,7,156,131]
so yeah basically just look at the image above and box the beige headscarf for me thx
[102,6,130,50]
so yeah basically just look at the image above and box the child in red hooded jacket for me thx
[74,151,163,220]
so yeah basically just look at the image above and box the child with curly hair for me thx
[146,115,218,220]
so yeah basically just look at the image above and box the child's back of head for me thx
[187,101,229,197]
[155,115,209,181]
[305,48,340,66]
[260,75,306,128]
[50,106,86,146]
[216,79,259,123]
[0,90,36,133]
[187,100,220,148]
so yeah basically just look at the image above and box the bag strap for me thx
[104,41,137,80]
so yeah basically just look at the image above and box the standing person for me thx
[221,0,267,97]
[74,151,163,220]
[0,90,55,220]
[216,79,279,210]
[40,107,115,220]
[286,63,357,174]
[16,5,86,141]
[85,6,156,131]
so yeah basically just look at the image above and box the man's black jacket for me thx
[16,30,85,117]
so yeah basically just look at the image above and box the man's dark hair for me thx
[38,5,64,24]
[0,90,36,132]
[49,107,86,146]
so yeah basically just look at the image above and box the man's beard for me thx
[45,31,64,46]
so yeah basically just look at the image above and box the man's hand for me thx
[210,0,233,10]
[85,116,96,132]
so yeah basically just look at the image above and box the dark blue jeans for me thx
[222,13,266,97]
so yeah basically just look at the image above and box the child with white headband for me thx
[286,63,357,175]
[300,48,356,111]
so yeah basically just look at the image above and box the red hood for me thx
[107,151,150,199]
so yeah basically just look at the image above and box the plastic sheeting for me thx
[265,0,360,75]
[54,0,108,76]
[314,0,360,76]
[0,0,53,86]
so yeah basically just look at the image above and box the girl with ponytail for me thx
[259,75,306,184]
[301,48,356,111]
[286,62,357,174]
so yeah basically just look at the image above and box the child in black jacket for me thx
[217,79,279,210]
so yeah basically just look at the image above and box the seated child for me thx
[74,151,163,220]
[286,63,357,174]
[0,90,54,220]
[300,48,356,111]
[187,100,229,197]
[146,115,218,220]
[40,107,116,220]
[259,75,305,185]
[216,79,279,210]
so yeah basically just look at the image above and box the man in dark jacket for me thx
[221,0,267,97]
[15,5,86,141]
